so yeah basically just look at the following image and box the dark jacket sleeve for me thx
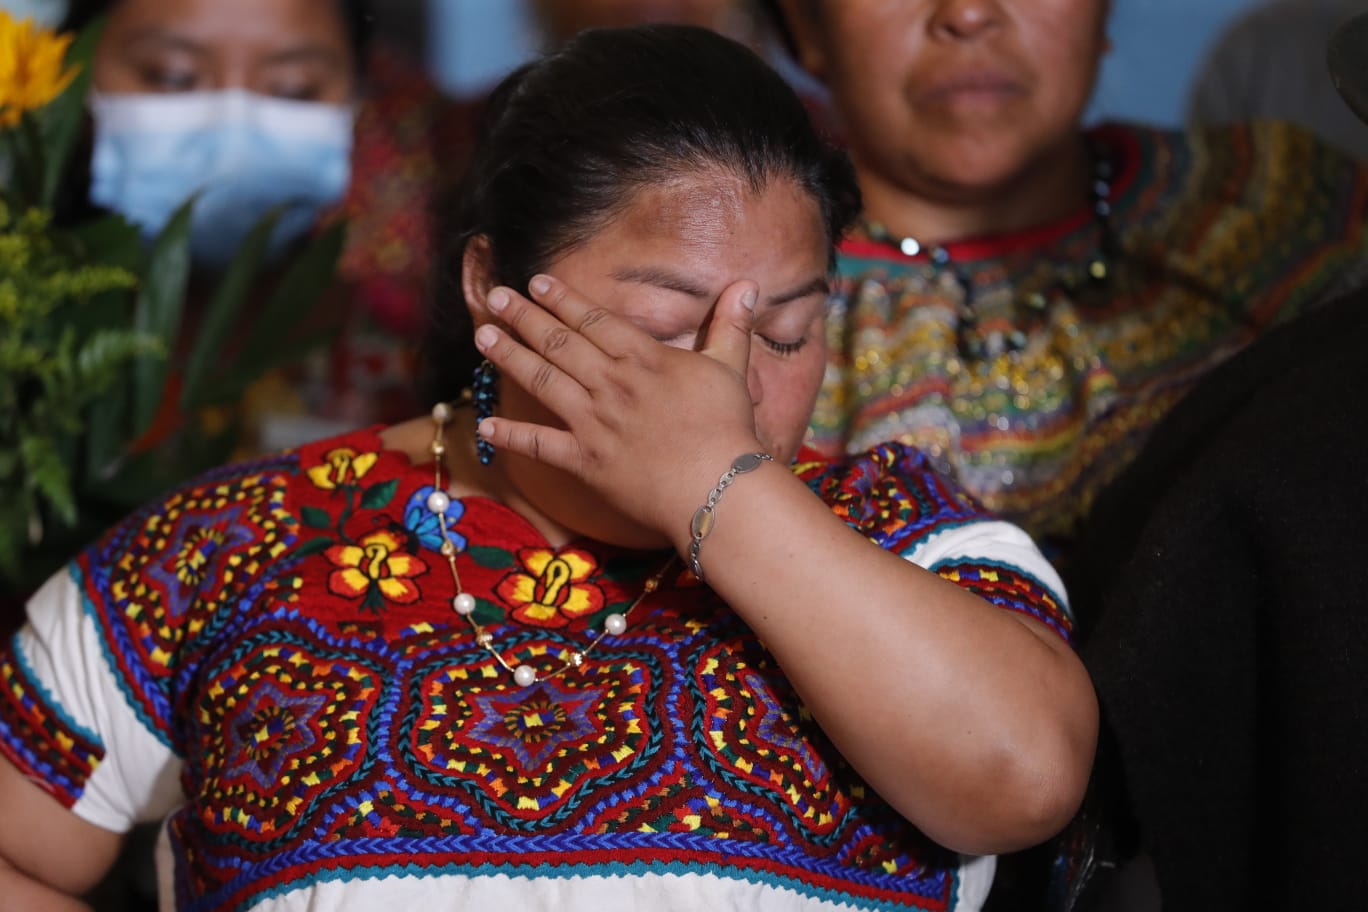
[1070,287,1368,911]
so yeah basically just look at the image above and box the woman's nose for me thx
[928,0,1006,41]
[747,363,764,407]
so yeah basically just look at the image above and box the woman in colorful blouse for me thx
[763,0,1368,563]
[0,26,1096,912]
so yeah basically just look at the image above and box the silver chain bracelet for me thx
[687,452,772,581]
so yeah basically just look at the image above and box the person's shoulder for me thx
[1094,118,1361,174]
[77,425,396,572]
[795,442,990,541]
[1101,118,1367,248]
[1185,118,1361,172]
[799,445,1075,638]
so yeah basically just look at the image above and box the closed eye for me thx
[759,334,808,356]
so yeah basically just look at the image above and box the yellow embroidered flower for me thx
[496,548,605,629]
[325,530,426,610]
[0,12,78,128]
[307,447,379,491]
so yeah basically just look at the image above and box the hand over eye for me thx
[473,274,767,540]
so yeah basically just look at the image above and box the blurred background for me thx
[419,0,1360,151]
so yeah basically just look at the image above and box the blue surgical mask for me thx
[89,90,355,269]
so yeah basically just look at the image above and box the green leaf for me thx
[294,537,333,558]
[83,449,161,510]
[301,506,333,530]
[75,329,164,393]
[467,546,517,570]
[178,208,282,410]
[360,479,398,511]
[130,199,194,436]
[82,383,130,486]
[0,500,22,587]
[86,420,237,511]
[12,115,46,207]
[38,17,105,209]
[361,585,386,614]
[229,221,345,380]
[192,221,344,407]
[21,434,76,527]
[69,214,144,272]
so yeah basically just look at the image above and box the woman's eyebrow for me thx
[766,276,829,307]
[262,45,350,70]
[123,29,206,56]
[612,268,829,306]
[611,266,712,300]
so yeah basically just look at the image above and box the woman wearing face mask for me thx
[0,25,1096,912]
[64,0,365,268]
[761,0,1368,571]
[62,0,460,437]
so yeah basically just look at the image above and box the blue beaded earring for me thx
[472,359,498,465]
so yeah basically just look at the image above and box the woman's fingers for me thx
[525,274,648,357]
[486,285,608,380]
[474,322,590,420]
[476,416,581,473]
[699,280,758,377]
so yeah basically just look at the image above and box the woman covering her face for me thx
[0,26,1096,912]
[765,0,1368,566]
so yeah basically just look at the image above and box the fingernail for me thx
[487,288,508,313]
[529,275,552,296]
[477,418,494,438]
[475,324,498,351]
[741,288,757,312]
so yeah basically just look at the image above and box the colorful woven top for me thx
[0,427,1068,912]
[809,121,1368,561]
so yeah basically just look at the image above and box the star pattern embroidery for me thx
[464,680,611,770]
[222,681,329,790]
[144,505,254,621]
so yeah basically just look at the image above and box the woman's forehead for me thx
[568,172,829,295]
[105,0,350,52]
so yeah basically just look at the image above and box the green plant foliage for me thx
[0,203,153,577]
[0,17,346,595]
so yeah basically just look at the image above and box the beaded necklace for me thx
[424,400,677,688]
[860,144,1117,359]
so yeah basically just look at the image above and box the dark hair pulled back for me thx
[422,23,860,405]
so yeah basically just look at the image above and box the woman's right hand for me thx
[471,273,767,552]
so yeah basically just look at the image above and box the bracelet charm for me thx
[688,452,772,581]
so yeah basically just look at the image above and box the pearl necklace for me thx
[861,143,1117,359]
[425,400,677,688]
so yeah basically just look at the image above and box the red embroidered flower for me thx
[325,530,426,610]
[496,548,605,629]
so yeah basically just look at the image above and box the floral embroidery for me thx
[307,447,379,491]
[403,486,466,553]
[325,529,426,611]
[495,548,605,628]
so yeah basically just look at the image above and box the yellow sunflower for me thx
[0,11,78,129]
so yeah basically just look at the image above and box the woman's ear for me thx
[777,0,829,82]
[462,235,498,325]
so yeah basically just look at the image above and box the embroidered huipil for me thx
[0,428,1070,912]
[810,122,1368,560]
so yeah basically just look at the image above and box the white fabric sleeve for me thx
[15,567,185,832]
[902,517,1072,622]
